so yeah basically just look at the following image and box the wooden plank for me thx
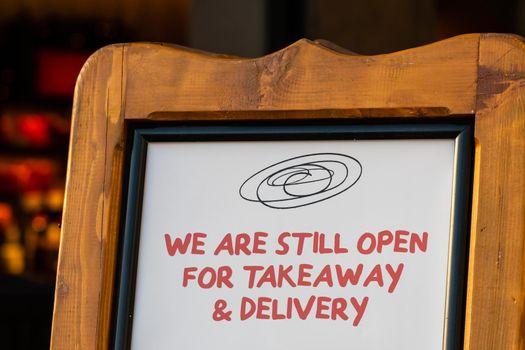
[465,33,525,350]
[50,45,126,350]
[122,34,480,118]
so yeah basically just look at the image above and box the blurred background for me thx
[0,0,523,349]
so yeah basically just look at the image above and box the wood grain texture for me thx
[122,34,480,117]
[50,45,126,350]
[50,33,525,349]
[464,33,525,350]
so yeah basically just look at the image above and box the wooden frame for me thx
[50,34,525,349]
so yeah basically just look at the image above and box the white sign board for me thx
[130,139,455,350]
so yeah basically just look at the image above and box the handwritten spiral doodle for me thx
[239,153,362,209]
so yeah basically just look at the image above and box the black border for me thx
[112,120,473,350]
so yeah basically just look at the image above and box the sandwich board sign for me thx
[50,34,525,350]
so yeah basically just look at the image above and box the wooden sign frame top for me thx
[50,33,525,349]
